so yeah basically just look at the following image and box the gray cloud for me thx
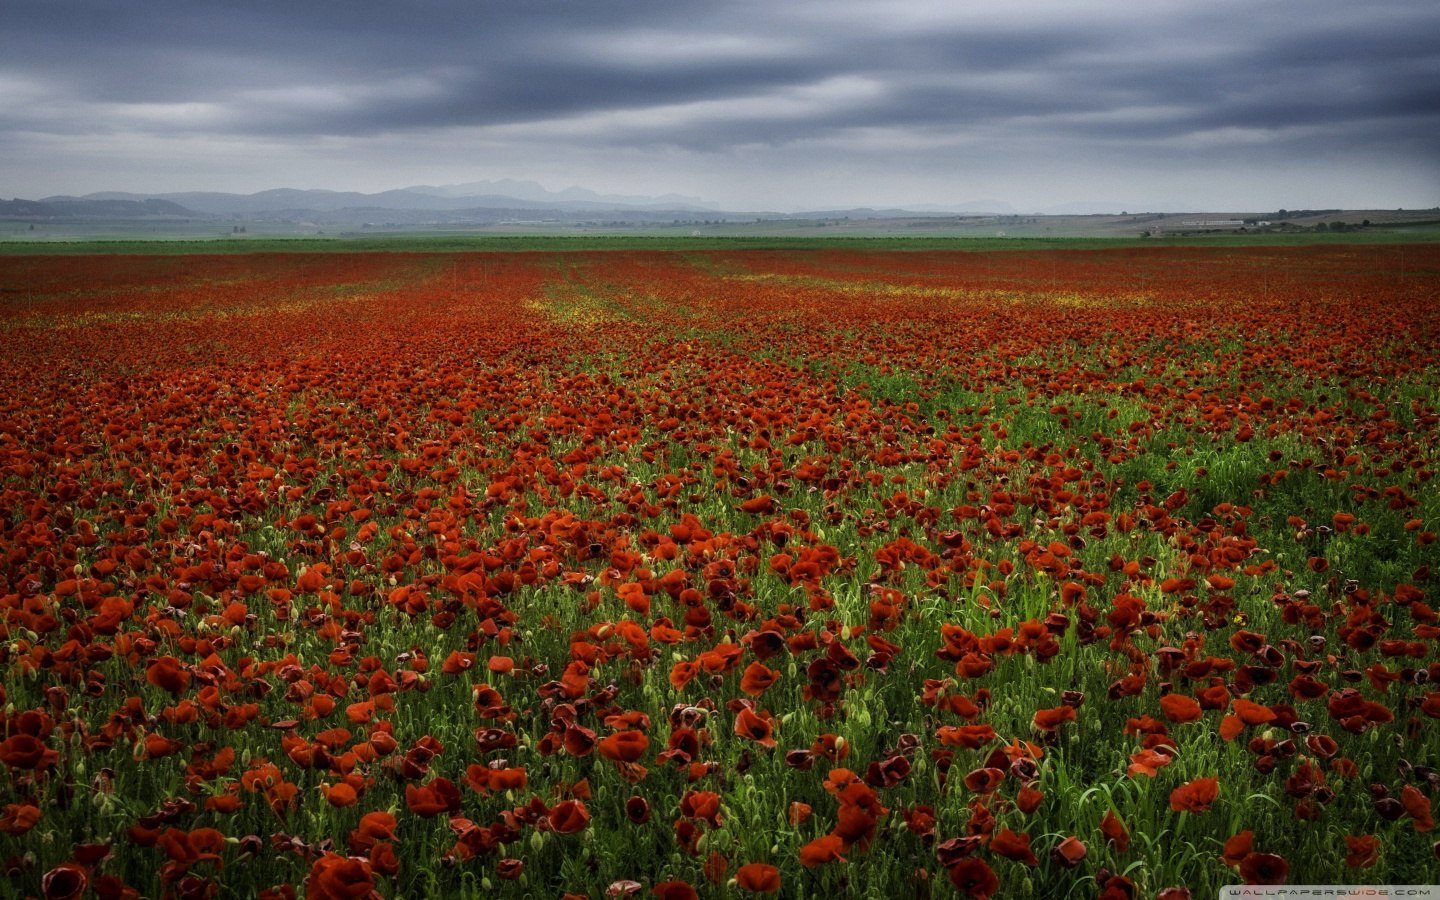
[2,0,1436,209]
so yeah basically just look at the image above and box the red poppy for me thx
[41,863,88,900]
[1239,852,1290,885]
[1016,785,1044,814]
[1343,834,1380,868]
[962,767,1006,794]
[734,863,780,892]
[679,790,723,827]
[563,723,597,757]
[739,496,777,515]
[937,724,997,748]
[1099,809,1130,853]
[549,799,591,834]
[1159,693,1203,723]
[0,802,41,834]
[306,853,374,900]
[1127,746,1176,778]
[1170,776,1220,814]
[146,656,191,695]
[703,851,729,885]
[651,882,699,900]
[1401,785,1435,832]
[1231,698,1276,726]
[1051,836,1086,868]
[626,796,651,824]
[799,834,847,867]
[405,778,460,817]
[1222,830,1254,866]
[369,842,399,878]
[734,707,777,748]
[989,828,1038,866]
[349,812,396,855]
[947,858,999,898]
[739,662,781,697]
[0,734,57,770]
[598,730,649,763]
[1031,706,1076,732]
[322,783,358,808]
[440,651,476,674]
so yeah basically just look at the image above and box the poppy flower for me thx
[563,723,597,757]
[405,778,460,817]
[1218,715,1246,742]
[615,796,649,831]
[989,828,1038,866]
[1222,831,1254,866]
[1032,706,1076,732]
[903,805,936,839]
[549,799,591,834]
[703,851,729,885]
[1017,785,1044,814]
[734,863,780,893]
[1401,785,1435,832]
[0,734,57,770]
[440,651,476,675]
[1099,810,1130,853]
[652,882,699,900]
[799,834,847,867]
[1170,776,1220,814]
[598,730,649,763]
[1051,836,1086,868]
[680,790,723,827]
[322,783,358,808]
[788,802,812,827]
[369,842,399,879]
[146,656,191,695]
[1159,693,1203,723]
[145,734,185,758]
[739,662,781,697]
[349,812,397,855]
[41,863,88,900]
[734,707,777,748]
[1239,852,1290,885]
[947,858,999,898]
[1343,834,1379,868]
[0,802,41,835]
[1232,698,1276,726]
[962,767,1006,794]
[304,853,374,900]
[739,496,777,515]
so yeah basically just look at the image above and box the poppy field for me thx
[2,243,1439,898]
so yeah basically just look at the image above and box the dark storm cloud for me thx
[2,0,1436,206]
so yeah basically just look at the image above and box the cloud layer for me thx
[4,0,1437,210]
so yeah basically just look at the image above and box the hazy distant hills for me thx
[53,183,727,217]
[4,182,1066,225]
[9,184,1419,233]
[0,197,198,219]
[402,179,718,210]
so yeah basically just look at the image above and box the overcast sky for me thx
[3,0,1437,212]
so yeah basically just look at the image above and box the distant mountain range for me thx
[0,197,199,220]
[1,182,1124,225]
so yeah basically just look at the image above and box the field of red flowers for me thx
[1,243,1438,898]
